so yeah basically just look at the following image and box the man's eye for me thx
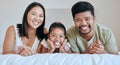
[75,19,81,22]
[85,18,90,21]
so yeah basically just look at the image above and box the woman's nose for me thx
[35,15,40,21]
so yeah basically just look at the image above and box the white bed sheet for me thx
[0,53,120,65]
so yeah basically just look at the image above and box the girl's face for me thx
[49,28,65,48]
[27,6,44,29]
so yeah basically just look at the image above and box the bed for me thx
[0,53,120,65]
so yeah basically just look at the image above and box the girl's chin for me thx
[55,46,60,48]
[54,42,60,48]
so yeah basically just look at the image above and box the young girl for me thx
[41,22,71,53]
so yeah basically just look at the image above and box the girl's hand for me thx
[47,39,55,53]
[60,39,67,53]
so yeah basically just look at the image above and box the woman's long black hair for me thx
[17,2,45,41]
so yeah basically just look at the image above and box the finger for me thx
[62,39,67,46]
[92,40,101,48]
[16,46,24,54]
[92,46,105,54]
[20,45,36,55]
[25,48,33,55]
[28,48,36,55]
[92,45,101,50]
[47,39,52,46]
[84,48,94,54]
[94,42,104,49]
[20,50,29,56]
[94,43,100,48]
[93,49,104,54]
[47,39,55,49]
[22,46,33,56]
[96,40,102,44]
[89,43,96,48]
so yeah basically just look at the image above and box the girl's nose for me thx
[55,36,60,42]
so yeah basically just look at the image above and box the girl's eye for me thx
[60,35,64,38]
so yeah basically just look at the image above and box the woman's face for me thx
[27,6,44,29]
[49,28,65,48]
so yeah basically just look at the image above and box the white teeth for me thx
[81,26,87,30]
[33,21,38,25]
[55,42,60,45]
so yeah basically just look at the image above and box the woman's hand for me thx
[16,45,36,56]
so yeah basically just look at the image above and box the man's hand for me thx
[84,40,107,54]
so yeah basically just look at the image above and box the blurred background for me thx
[0,0,120,52]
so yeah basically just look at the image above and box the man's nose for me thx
[80,20,87,25]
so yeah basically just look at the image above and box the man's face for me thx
[74,11,95,35]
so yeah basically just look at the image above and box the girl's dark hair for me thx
[45,22,67,40]
[17,2,45,41]
[72,1,94,18]
[49,22,66,35]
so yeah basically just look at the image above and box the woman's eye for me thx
[51,35,55,37]
[31,12,35,15]
[39,15,44,17]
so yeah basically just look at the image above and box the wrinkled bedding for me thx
[0,53,120,65]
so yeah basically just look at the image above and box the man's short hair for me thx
[71,1,95,18]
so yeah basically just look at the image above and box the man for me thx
[66,1,118,54]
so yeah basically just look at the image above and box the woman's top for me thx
[13,25,39,51]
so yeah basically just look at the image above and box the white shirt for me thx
[13,25,39,51]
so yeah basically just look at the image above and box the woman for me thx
[2,2,45,56]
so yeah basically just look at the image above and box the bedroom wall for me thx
[0,0,120,52]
